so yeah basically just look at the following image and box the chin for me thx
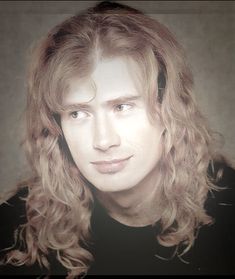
[93,181,137,193]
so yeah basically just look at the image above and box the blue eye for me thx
[115,104,132,112]
[70,110,88,119]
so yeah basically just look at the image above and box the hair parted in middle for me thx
[3,1,222,277]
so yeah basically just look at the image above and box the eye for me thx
[70,110,89,119]
[115,104,133,112]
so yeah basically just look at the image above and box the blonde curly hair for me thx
[2,1,224,277]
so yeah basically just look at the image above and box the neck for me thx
[94,172,163,227]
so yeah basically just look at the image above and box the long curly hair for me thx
[2,1,225,277]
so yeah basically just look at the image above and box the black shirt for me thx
[0,163,235,276]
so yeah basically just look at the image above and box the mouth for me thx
[90,156,133,174]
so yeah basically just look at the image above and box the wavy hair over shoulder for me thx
[2,1,224,277]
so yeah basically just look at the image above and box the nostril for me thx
[93,137,120,152]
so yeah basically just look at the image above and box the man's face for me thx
[61,57,164,193]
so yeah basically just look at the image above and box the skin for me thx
[61,56,165,226]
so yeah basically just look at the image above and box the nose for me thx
[93,113,121,152]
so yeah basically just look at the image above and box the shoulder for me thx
[206,161,235,216]
[212,160,235,189]
[0,186,28,222]
[0,187,28,250]
[0,187,67,276]
[191,161,235,274]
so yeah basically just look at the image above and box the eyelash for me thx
[114,103,133,112]
[68,103,134,119]
[69,110,89,119]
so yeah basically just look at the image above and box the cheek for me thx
[61,125,90,160]
[119,116,163,150]
[134,130,163,162]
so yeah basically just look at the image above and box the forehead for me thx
[63,56,143,105]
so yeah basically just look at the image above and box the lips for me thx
[90,156,132,174]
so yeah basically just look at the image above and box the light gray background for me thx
[0,1,234,194]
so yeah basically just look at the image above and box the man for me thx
[0,1,234,277]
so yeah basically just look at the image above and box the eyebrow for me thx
[62,103,91,112]
[105,95,141,107]
[62,95,141,111]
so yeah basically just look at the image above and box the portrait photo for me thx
[0,1,234,277]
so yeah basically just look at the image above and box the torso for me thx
[1,162,235,275]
